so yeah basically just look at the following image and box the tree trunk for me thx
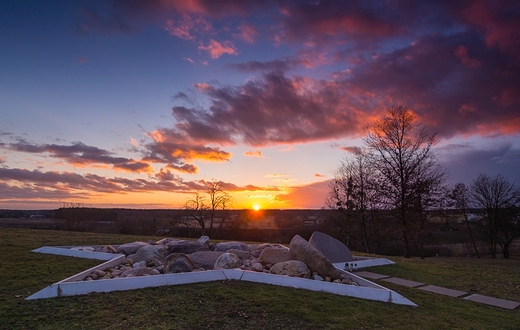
[464,216,480,258]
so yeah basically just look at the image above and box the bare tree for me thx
[327,151,382,253]
[469,174,520,258]
[365,106,446,257]
[59,202,88,231]
[184,192,210,235]
[183,181,233,237]
[449,183,480,257]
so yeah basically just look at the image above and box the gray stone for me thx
[228,248,250,260]
[164,253,195,273]
[197,235,210,245]
[213,241,249,252]
[166,240,208,255]
[116,242,150,255]
[187,251,224,269]
[258,247,291,265]
[252,262,264,272]
[269,260,311,278]
[214,252,240,269]
[92,269,106,278]
[132,245,167,267]
[309,231,354,263]
[102,245,117,253]
[156,238,179,245]
[290,235,343,280]
[121,267,157,277]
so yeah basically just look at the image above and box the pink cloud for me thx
[164,14,212,40]
[233,23,257,43]
[198,39,238,58]
[274,180,331,209]
[454,45,481,68]
[340,146,362,155]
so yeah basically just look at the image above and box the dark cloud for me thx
[165,71,366,147]
[440,143,520,185]
[4,140,154,173]
[228,58,309,73]
[0,167,276,202]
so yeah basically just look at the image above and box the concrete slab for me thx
[32,246,122,261]
[355,271,391,280]
[463,294,520,310]
[381,277,424,288]
[417,285,467,297]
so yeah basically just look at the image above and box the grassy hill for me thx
[0,228,519,329]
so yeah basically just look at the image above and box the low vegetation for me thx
[1,228,519,329]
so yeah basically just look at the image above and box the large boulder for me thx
[258,247,291,265]
[269,260,311,278]
[249,243,283,258]
[164,253,195,273]
[309,231,354,263]
[132,245,167,267]
[166,240,209,255]
[188,251,224,269]
[214,252,240,269]
[116,242,150,255]
[228,248,250,260]
[289,235,343,280]
[213,241,249,252]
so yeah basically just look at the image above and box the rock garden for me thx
[79,234,356,286]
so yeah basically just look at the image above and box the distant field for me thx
[0,228,519,329]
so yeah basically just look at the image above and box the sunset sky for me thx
[1,0,519,210]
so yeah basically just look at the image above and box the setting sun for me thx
[253,204,261,211]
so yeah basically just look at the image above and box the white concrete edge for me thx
[337,258,395,271]
[26,270,229,300]
[240,272,416,306]
[335,266,417,306]
[26,268,416,306]
[32,246,122,261]
[57,255,127,283]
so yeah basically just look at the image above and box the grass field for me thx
[1,228,519,329]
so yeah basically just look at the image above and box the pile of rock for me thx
[81,235,355,285]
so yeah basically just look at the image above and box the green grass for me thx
[1,228,519,329]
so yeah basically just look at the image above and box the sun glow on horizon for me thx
[253,204,261,211]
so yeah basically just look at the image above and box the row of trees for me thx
[327,106,520,258]
[182,181,252,238]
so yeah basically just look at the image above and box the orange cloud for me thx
[244,150,262,157]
